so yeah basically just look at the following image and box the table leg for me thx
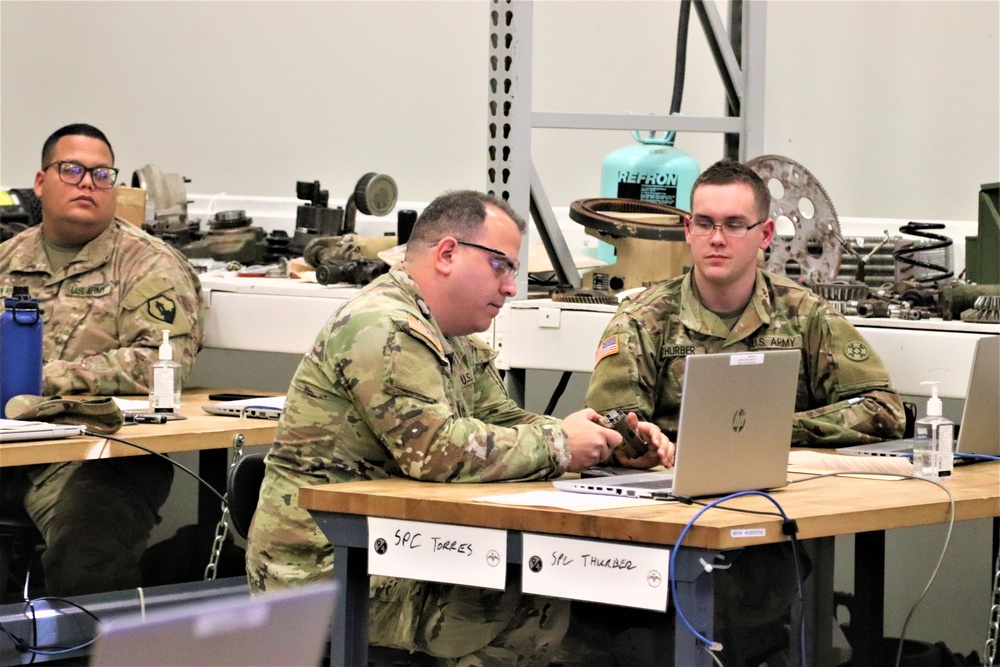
[796,537,837,667]
[853,530,885,666]
[672,549,717,667]
[330,544,369,667]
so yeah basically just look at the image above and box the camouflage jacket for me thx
[586,270,905,447]
[248,264,569,590]
[0,220,203,395]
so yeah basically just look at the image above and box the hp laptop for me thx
[0,419,86,443]
[554,349,800,499]
[838,335,999,458]
[90,581,336,667]
[201,395,286,420]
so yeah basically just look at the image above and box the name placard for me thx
[521,534,670,611]
[367,518,507,590]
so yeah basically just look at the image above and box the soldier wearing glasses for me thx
[587,159,904,447]
[248,190,671,665]
[0,124,202,596]
[578,160,905,665]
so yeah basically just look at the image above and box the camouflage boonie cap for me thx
[4,395,124,434]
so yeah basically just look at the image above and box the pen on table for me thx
[124,412,169,424]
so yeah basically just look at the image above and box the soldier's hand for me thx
[611,412,675,469]
[561,408,620,472]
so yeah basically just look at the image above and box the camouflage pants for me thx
[21,456,173,596]
[369,572,570,666]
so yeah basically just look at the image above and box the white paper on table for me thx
[113,398,150,411]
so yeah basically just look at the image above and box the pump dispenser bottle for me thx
[912,381,954,478]
[150,330,181,413]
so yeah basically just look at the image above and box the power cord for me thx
[667,490,806,665]
[0,596,100,656]
[84,429,228,506]
[0,431,232,656]
[789,471,956,667]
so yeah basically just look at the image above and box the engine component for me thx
[290,181,344,256]
[941,283,1000,321]
[811,282,869,315]
[314,258,390,286]
[962,294,1000,324]
[550,287,618,305]
[179,210,266,264]
[893,222,954,283]
[290,174,398,255]
[133,164,193,244]
[343,173,398,234]
[208,210,252,230]
[856,299,890,318]
[746,155,842,286]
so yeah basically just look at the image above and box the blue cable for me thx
[668,490,805,661]
[955,452,1000,461]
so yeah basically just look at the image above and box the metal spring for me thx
[893,222,954,283]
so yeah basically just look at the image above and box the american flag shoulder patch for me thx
[595,334,620,363]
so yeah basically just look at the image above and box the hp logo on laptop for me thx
[732,409,747,433]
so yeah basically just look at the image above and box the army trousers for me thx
[16,456,174,596]
[369,572,571,666]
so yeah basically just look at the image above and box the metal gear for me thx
[208,210,253,230]
[746,155,842,285]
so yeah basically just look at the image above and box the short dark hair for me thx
[407,190,527,250]
[691,160,770,220]
[41,124,115,167]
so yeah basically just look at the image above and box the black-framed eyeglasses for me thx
[455,240,520,279]
[43,160,119,189]
[687,216,766,238]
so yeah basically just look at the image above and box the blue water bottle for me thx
[0,286,44,417]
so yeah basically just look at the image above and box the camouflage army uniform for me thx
[0,219,202,395]
[587,270,905,447]
[580,270,904,663]
[247,265,570,666]
[0,219,203,596]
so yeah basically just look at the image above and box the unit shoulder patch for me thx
[147,296,177,324]
[844,341,870,362]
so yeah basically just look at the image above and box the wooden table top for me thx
[300,462,1000,550]
[0,388,279,467]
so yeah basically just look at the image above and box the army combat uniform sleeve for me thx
[344,310,571,482]
[791,298,905,447]
[585,305,666,428]
[43,235,202,396]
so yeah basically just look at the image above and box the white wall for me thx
[2,1,997,224]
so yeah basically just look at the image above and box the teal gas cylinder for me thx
[596,131,700,262]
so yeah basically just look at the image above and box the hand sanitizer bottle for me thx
[150,330,181,413]
[912,381,954,478]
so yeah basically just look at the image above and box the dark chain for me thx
[204,434,244,580]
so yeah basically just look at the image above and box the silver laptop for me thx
[837,335,999,458]
[554,350,800,499]
[90,581,336,667]
[201,395,286,420]
[0,419,86,443]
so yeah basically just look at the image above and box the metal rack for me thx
[486,0,767,294]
